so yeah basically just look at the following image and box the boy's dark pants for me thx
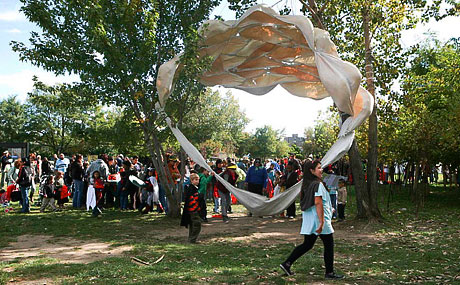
[198,193,207,220]
[188,212,202,243]
[338,203,346,220]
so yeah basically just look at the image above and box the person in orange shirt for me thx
[167,156,181,184]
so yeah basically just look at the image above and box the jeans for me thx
[218,190,230,218]
[159,184,168,214]
[73,179,84,208]
[213,197,220,213]
[19,185,30,213]
[286,233,334,274]
[330,194,337,219]
[120,189,129,210]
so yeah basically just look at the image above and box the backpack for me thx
[17,166,33,187]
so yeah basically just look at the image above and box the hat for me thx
[3,151,7,154]
[254,158,261,163]
[227,163,237,169]
[308,154,313,159]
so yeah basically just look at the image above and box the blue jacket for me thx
[245,166,268,188]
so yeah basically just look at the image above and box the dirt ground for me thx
[1,212,378,285]
[0,235,133,264]
[1,213,378,264]
[149,212,380,245]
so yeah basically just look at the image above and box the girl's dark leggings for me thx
[286,233,334,274]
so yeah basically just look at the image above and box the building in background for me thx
[284,134,304,149]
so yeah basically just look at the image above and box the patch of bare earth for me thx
[147,211,380,245]
[0,235,132,264]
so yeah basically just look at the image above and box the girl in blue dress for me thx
[280,160,344,279]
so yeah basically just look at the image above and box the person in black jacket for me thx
[281,161,299,218]
[181,173,201,243]
[16,158,33,213]
[71,154,85,208]
[119,160,137,210]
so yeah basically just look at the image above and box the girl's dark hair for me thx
[302,159,322,182]
[92,170,101,178]
[300,159,327,199]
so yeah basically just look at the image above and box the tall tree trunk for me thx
[413,163,421,218]
[363,8,382,219]
[348,139,368,218]
[143,124,181,218]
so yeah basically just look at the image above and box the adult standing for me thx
[86,154,109,180]
[244,158,267,216]
[245,158,268,195]
[16,158,33,213]
[70,154,85,208]
[279,160,343,279]
[41,157,53,176]
[216,163,238,223]
[281,161,299,218]
[55,153,70,173]
[1,151,12,189]
[106,156,119,207]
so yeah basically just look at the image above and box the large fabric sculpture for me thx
[156,4,373,216]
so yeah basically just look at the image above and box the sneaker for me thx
[223,216,230,223]
[325,272,344,279]
[280,262,294,276]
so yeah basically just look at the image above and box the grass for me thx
[1,184,460,284]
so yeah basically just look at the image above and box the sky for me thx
[0,0,459,136]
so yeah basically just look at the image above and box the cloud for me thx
[6,28,21,34]
[0,10,26,22]
[0,69,80,101]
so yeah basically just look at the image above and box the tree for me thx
[302,109,339,159]
[25,80,98,155]
[297,0,458,219]
[248,125,285,159]
[179,89,249,155]
[0,96,27,143]
[384,38,460,213]
[12,0,222,217]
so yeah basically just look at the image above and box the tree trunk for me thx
[413,163,421,218]
[144,126,181,218]
[363,8,382,220]
[348,139,367,218]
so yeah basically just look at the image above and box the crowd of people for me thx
[0,150,350,279]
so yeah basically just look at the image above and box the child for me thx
[40,176,57,212]
[139,168,161,214]
[337,179,347,221]
[180,173,201,243]
[54,171,66,209]
[91,170,105,217]
[197,167,213,222]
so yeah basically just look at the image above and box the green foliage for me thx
[383,39,460,166]
[303,109,339,158]
[245,125,287,159]
[288,144,304,159]
[179,90,249,156]
[0,96,27,143]
[25,79,98,155]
